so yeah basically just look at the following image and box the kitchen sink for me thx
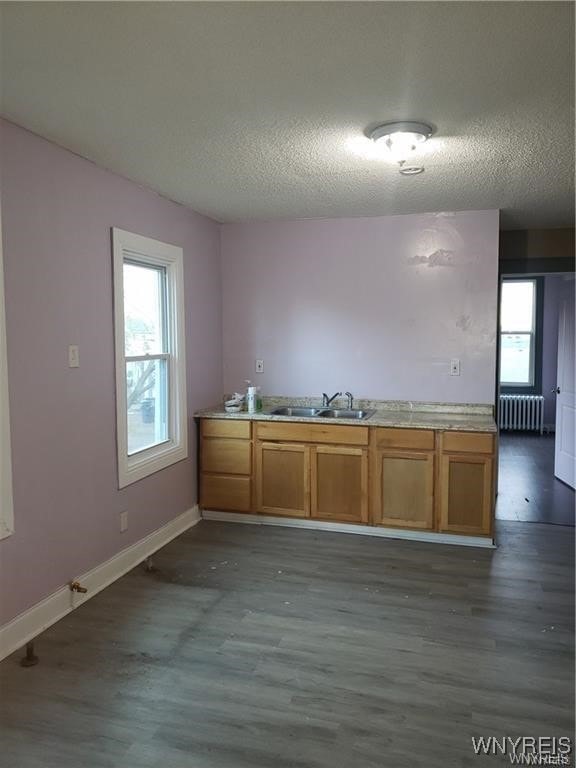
[318,409,375,420]
[270,406,374,420]
[270,406,323,417]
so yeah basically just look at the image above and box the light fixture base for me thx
[369,121,434,144]
[399,166,425,176]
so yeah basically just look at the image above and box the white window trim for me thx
[113,228,188,488]
[0,202,14,539]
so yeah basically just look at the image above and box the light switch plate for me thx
[120,511,128,532]
[450,358,460,376]
[255,359,264,373]
[68,345,79,368]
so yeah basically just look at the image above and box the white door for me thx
[554,280,575,488]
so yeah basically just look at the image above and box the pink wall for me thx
[0,121,222,625]
[221,211,499,404]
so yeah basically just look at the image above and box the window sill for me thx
[118,441,188,488]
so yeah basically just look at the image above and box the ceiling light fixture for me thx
[368,121,434,174]
[369,121,434,155]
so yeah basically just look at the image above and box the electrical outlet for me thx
[450,358,461,376]
[255,359,264,373]
[120,511,128,532]
[68,345,80,368]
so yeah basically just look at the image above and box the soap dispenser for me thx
[245,380,262,413]
[245,380,256,413]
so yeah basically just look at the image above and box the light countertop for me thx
[195,402,497,433]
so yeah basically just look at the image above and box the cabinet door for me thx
[371,450,435,530]
[255,442,310,517]
[439,454,493,535]
[311,446,368,523]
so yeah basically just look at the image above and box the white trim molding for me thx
[0,202,14,539]
[0,506,200,662]
[112,228,188,488]
[202,510,496,549]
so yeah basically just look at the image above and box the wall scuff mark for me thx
[408,248,455,267]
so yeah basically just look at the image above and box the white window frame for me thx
[113,228,187,488]
[0,203,14,539]
[500,278,537,388]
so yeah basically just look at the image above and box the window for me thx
[0,206,14,538]
[499,278,538,388]
[113,228,187,487]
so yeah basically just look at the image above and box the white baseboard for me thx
[202,510,496,549]
[0,505,200,662]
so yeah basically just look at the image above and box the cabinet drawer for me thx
[201,475,251,511]
[255,421,368,446]
[201,419,251,439]
[372,427,434,451]
[442,431,494,455]
[201,438,251,475]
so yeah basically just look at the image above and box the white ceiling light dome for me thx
[369,121,435,150]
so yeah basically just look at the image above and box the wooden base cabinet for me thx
[200,419,496,540]
[438,432,495,536]
[370,428,435,530]
[200,420,252,513]
[311,446,368,523]
[254,422,369,522]
[255,442,310,517]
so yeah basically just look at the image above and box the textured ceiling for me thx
[1,2,574,228]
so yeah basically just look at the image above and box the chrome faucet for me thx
[322,391,341,407]
[345,392,354,409]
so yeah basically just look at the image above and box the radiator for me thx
[499,394,544,434]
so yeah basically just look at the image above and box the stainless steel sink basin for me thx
[270,406,374,420]
[270,406,323,417]
[318,409,375,420]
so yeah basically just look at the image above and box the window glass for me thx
[123,262,166,356]
[126,358,168,455]
[500,281,534,332]
[500,333,532,384]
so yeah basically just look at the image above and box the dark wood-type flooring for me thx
[1,519,574,767]
[497,433,575,526]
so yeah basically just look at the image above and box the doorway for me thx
[496,273,575,525]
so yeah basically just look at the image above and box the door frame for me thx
[496,269,575,491]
